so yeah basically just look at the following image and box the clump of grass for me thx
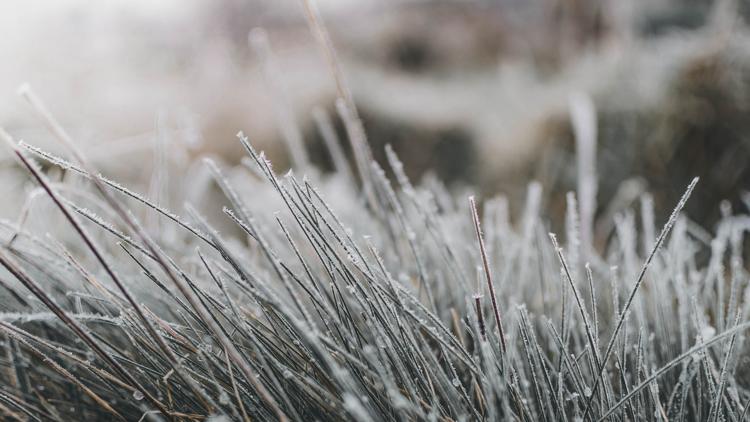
[1,102,748,422]
[1,5,749,422]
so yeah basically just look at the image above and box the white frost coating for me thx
[700,325,716,340]
[0,118,736,422]
[565,192,580,276]
[342,393,375,422]
[0,312,122,324]
[570,92,597,260]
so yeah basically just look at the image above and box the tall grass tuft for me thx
[0,4,749,421]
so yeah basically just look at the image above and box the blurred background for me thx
[1,0,750,230]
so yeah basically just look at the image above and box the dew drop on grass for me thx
[133,390,144,401]
[452,378,460,387]
[583,387,592,398]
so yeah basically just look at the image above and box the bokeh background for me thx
[2,0,750,231]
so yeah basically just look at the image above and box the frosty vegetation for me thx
[1,4,750,422]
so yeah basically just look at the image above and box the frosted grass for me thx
[0,5,748,421]
[2,116,748,420]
